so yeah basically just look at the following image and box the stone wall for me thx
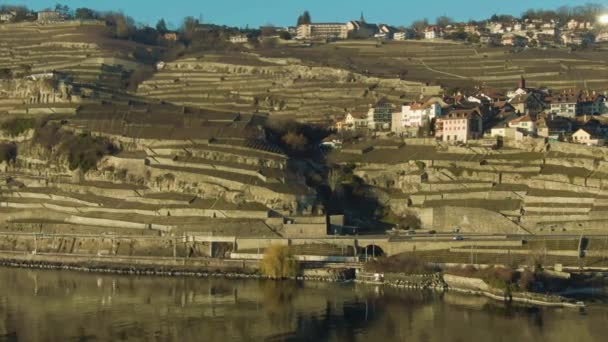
[443,274,490,291]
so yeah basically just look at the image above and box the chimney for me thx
[519,76,526,89]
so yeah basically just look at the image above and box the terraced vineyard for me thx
[0,21,151,115]
[0,104,318,237]
[330,138,608,235]
[260,40,608,91]
[136,53,439,123]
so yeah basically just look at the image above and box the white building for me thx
[508,114,536,134]
[572,128,604,146]
[400,102,442,128]
[0,11,16,23]
[229,34,249,44]
[296,23,348,40]
[341,112,369,130]
[393,32,407,40]
[424,26,444,40]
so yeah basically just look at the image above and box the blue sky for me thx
[6,0,601,28]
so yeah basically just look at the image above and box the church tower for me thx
[519,76,526,89]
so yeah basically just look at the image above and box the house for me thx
[393,31,411,41]
[548,90,605,117]
[536,114,572,140]
[578,91,606,115]
[435,108,483,143]
[296,23,348,40]
[162,32,178,41]
[572,128,604,146]
[368,98,394,130]
[400,101,442,128]
[424,26,444,40]
[464,24,479,34]
[567,20,593,30]
[480,34,499,45]
[508,114,536,134]
[37,10,63,23]
[374,24,395,39]
[490,113,522,139]
[340,112,369,130]
[229,34,249,44]
[509,93,545,114]
[549,90,578,117]
[502,34,528,46]
[0,11,16,23]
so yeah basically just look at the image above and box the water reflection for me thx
[0,267,606,341]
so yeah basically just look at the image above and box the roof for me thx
[308,22,347,26]
[549,91,579,104]
[509,114,534,125]
[348,112,368,119]
[573,128,603,139]
[492,113,520,129]
[509,93,532,104]
[441,108,481,120]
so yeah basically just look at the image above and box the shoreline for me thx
[0,252,589,308]
[0,251,354,282]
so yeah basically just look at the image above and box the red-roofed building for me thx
[549,90,606,117]
[435,108,483,143]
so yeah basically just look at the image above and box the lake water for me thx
[0,266,607,341]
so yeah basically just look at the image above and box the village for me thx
[333,77,608,147]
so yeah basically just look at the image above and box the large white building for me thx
[424,26,444,39]
[400,102,442,128]
[296,23,348,40]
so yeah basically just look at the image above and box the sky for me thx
[5,0,603,28]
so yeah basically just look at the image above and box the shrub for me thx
[33,125,118,172]
[259,245,298,279]
[281,131,308,152]
[0,143,17,163]
[364,256,436,274]
[517,270,537,291]
[1,118,37,137]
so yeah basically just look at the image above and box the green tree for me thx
[259,245,298,278]
[156,18,168,34]
[54,3,70,17]
[297,11,311,25]
[181,16,199,44]
[74,8,96,20]
[436,16,453,28]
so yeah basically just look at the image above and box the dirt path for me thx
[416,58,470,79]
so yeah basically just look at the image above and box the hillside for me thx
[329,137,608,234]
[135,52,439,123]
[258,40,608,91]
[0,103,319,237]
[0,21,160,116]
[1,22,608,238]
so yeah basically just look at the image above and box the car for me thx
[452,236,464,241]
[406,230,416,235]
